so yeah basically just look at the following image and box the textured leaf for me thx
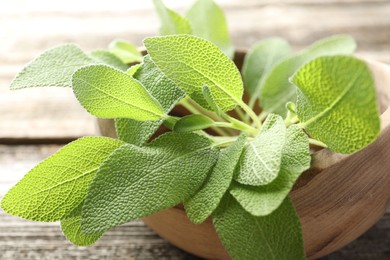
[72,65,165,120]
[242,38,291,99]
[230,125,310,216]
[10,44,96,89]
[144,35,243,111]
[115,55,185,145]
[186,0,233,58]
[89,50,129,71]
[213,194,305,260]
[153,0,192,35]
[61,204,103,246]
[260,35,356,116]
[202,85,223,116]
[81,132,219,232]
[235,114,286,186]
[108,39,143,64]
[1,137,124,222]
[174,114,214,132]
[126,64,141,76]
[291,55,380,153]
[185,134,246,224]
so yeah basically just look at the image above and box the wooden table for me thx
[0,0,389,259]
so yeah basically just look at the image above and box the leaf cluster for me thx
[2,0,380,259]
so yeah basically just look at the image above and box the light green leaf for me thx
[213,194,305,260]
[72,65,165,120]
[186,0,233,58]
[185,134,246,224]
[242,38,291,101]
[108,39,143,64]
[202,85,223,116]
[260,35,356,116]
[81,132,219,233]
[89,50,129,71]
[235,114,286,186]
[61,204,103,246]
[174,114,214,132]
[10,44,96,89]
[115,55,185,145]
[1,137,124,222]
[153,0,192,35]
[231,125,310,216]
[126,64,141,76]
[144,35,243,111]
[291,55,380,153]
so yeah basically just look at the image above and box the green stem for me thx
[214,122,257,135]
[238,101,262,129]
[308,138,328,148]
[284,111,299,127]
[180,98,233,136]
[234,106,250,124]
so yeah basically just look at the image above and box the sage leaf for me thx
[213,194,305,260]
[235,114,286,186]
[108,39,143,64]
[1,137,124,222]
[72,65,165,120]
[116,55,185,145]
[231,125,310,216]
[61,204,103,246]
[291,55,380,153]
[10,44,96,89]
[202,85,223,116]
[186,0,234,58]
[81,132,218,233]
[89,50,129,71]
[242,38,291,101]
[185,134,246,224]
[144,35,243,111]
[126,64,141,76]
[153,0,192,35]
[174,114,214,132]
[260,35,356,116]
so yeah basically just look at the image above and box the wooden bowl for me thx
[97,51,390,259]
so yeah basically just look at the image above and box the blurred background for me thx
[0,0,389,259]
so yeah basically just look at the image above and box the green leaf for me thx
[202,85,223,116]
[186,0,233,58]
[235,114,286,186]
[10,44,96,89]
[108,39,143,64]
[153,0,192,35]
[174,114,214,132]
[230,125,310,216]
[81,132,219,233]
[260,35,356,116]
[115,55,185,145]
[1,137,124,222]
[213,194,305,260]
[185,134,246,224]
[291,55,380,153]
[89,50,129,71]
[61,204,103,246]
[126,64,141,76]
[144,35,243,111]
[242,38,291,100]
[72,65,165,120]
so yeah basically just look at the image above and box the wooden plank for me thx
[0,145,389,259]
[1,0,390,141]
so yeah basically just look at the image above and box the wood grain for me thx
[1,0,390,140]
[0,145,389,259]
[1,0,389,259]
